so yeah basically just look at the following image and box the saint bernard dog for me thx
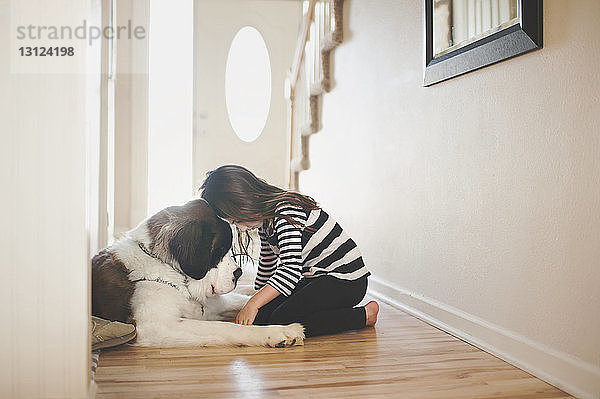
[92,198,304,347]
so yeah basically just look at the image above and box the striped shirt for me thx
[255,204,371,296]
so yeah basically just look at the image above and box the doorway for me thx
[193,0,301,189]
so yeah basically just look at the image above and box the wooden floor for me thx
[94,300,573,399]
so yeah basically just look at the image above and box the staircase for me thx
[287,0,344,190]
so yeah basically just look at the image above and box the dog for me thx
[91,198,304,347]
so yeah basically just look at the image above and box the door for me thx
[193,0,301,188]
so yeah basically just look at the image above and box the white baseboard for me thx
[368,276,600,399]
[88,380,97,399]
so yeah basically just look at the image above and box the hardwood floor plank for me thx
[94,301,573,398]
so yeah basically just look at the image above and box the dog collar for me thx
[137,242,188,276]
[134,242,199,306]
[129,274,205,316]
[138,241,166,262]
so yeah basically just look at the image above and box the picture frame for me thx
[423,0,543,86]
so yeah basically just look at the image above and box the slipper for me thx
[91,316,137,350]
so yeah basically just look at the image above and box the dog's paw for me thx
[265,323,305,348]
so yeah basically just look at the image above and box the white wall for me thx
[114,0,150,235]
[147,0,194,215]
[300,1,600,398]
[0,0,100,397]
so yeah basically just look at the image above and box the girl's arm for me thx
[236,226,281,325]
[265,208,305,296]
[235,284,280,325]
[255,227,278,290]
[236,207,306,324]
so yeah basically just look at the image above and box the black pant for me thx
[253,275,368,337]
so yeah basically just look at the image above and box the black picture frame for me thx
[424,0,543,86]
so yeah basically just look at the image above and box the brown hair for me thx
[200,165,319,225]
[200,165,320,261]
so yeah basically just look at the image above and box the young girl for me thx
[200,165,379,337]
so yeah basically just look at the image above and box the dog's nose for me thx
[233,268,243,283]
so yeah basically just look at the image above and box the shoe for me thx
[91,316,137,350]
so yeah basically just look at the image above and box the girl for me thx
[200,165,378,337]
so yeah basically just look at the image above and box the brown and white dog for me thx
[92,198,304,347]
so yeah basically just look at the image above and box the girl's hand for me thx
[235,284,281,325]
[236,302,259,325]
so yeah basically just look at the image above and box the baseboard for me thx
[368,276,600,399]
[88,380,97,399]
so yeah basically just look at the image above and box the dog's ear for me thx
[169,221,212,280]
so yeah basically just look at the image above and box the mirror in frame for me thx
[424,0,543,86]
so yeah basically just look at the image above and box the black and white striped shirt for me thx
[256,204,371,296]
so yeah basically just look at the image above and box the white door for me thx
[193,0,301,188]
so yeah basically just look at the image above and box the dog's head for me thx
[144,199,241,299]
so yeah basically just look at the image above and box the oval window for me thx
[225,26,272,142]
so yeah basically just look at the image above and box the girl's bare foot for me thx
[364,300,379,327]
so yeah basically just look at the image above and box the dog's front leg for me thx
[203,292,252,321]
[135,319,304,347]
